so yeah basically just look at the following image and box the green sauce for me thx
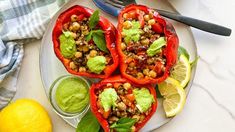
[133,88,154,113]
[55,77,89,113]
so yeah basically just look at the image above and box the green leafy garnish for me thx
[155,85,163,98]
[59,31,76,58]
[178,46,190,60]
[86,10,108,53]
[89,10,100,29]
[122,21,142,43]
[76,111,100,132]
[190,56,199,68]
[93,32,108,53]
[147,37,166,57]
[110,118,137,132]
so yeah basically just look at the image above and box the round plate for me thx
[39,0,198,131]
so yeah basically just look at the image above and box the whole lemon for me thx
[0,99,52,132]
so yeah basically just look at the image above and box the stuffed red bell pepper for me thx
[52,5,119,78]
[90,75,157,132]
[117,5,179,84]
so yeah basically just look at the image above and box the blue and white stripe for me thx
[0,0,69,109]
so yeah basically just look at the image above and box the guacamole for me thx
[147,37,166,57]
[122,21,142,43]
[87,56,106,74]
[99,88,118,112]
[55,77,89,113]
[133,88,155,113]
[59,31,76,58]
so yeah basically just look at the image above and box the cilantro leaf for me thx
[89,10,100,29]
[110,118,137,132]
[178,46,190,60]
[92,31,108,53]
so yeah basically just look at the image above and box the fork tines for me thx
[105,0,124,8]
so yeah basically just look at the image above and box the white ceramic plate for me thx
[40,0,198,131]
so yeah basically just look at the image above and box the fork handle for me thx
[156,9,231,36]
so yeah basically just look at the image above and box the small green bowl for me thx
[49,75,90,118]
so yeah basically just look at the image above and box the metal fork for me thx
[93,0,231,36]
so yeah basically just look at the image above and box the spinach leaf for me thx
[93,31,108,53]
[76,110,100,132]
[178,46,190,60]
[89,10,100,29]
[110,118,136,132]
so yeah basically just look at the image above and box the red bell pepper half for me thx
[90,75,157,132]
[117,5,179,85]
[52,5,119,78]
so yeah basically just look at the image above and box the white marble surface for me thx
[13,0,235,132]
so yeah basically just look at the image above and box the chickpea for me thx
[148,19,156,25]
[121,32,126,38]
[149,70,157,78]
[140,38,150,45]
[139,114,145,121]
[82,30,89,35]
[121,42,127,50]
[82,45,89,52]
[89,50,97,57]
[117,102,127,111]
[149,11,154,18]
[75,52,82,58]
[79,67,86,72]
[129,62,135,68]
[72,22,80,31]
[144,14,150,21]
[109,116,119,122]
[147,58,154,64]
[70,32,77,39]
[123,13,128,19]
[123,82,131,90]
[123,21,132,29]
[71,14,78,22]
[132,115,140,122]
[69,62,77,70]
[131,126,136,132]
[143,69,150,76]
[137,72,144,79]
[106,83,113,87]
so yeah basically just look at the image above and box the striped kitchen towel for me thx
[0,0,70,109]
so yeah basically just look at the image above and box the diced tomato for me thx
[114,83,122,89]
[152,23,163,34]
[101,109,110,119]
[154,61,164,75]
[126,94,135,102]
[77,14,85,21]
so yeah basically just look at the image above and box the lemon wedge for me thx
[158,77,186,117]
[170,54,191,88]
